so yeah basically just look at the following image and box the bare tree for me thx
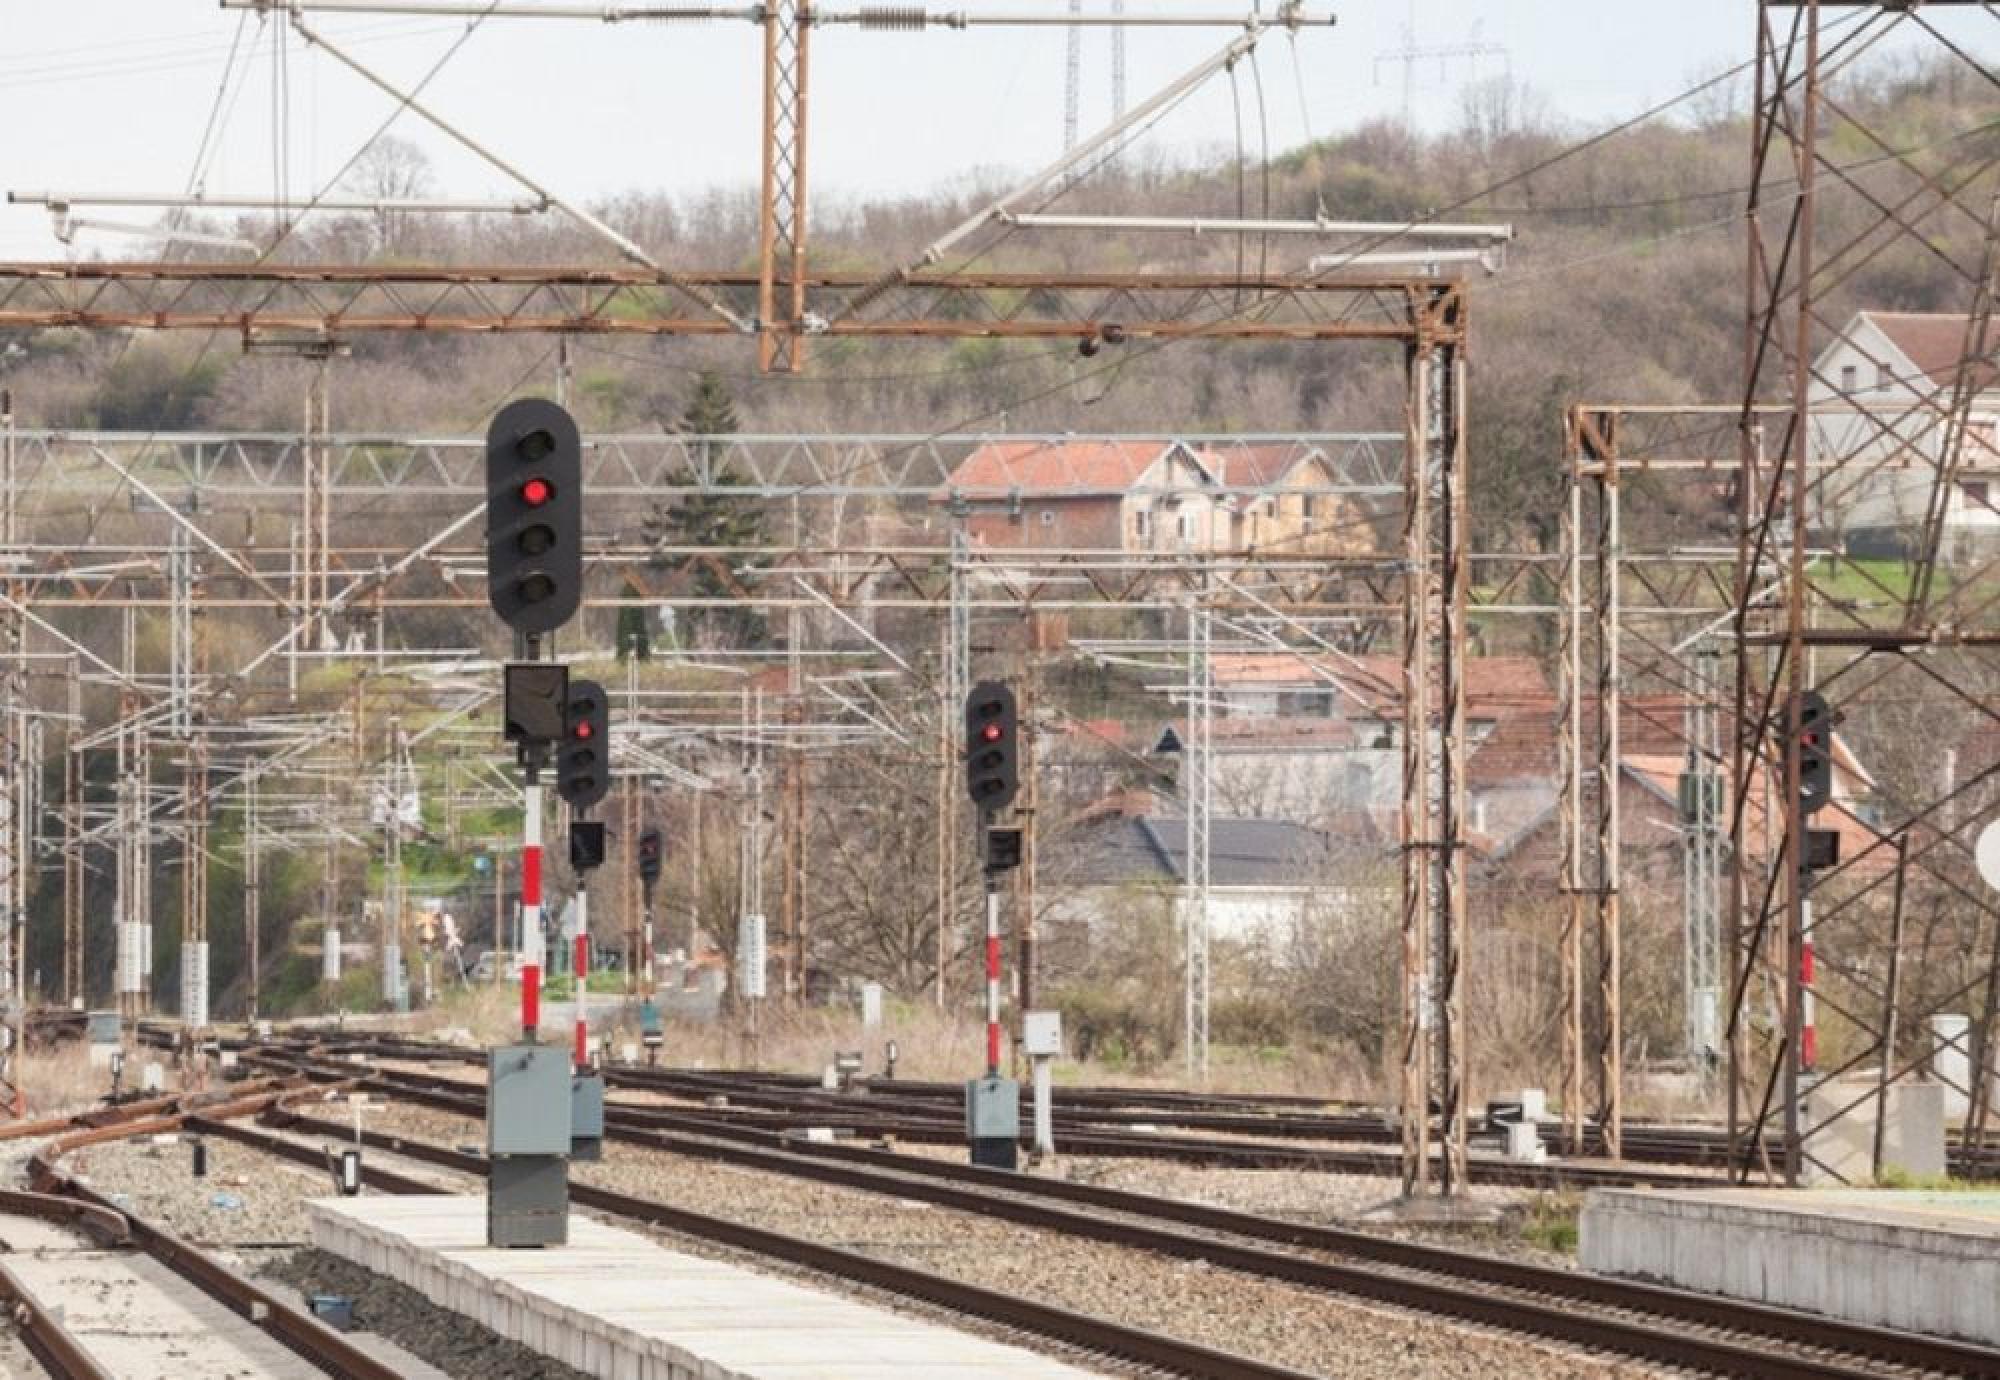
[345,135,436,258]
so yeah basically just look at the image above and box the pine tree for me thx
[640,374,770,647]
[615,578,651,661]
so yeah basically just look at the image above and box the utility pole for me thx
[1182,594,1212,1081]
[938,523,970,1008]
[1017,618,1042,1025]
[382,717,409,1013]
[180,737,209,1033]
[783,699,806,1005]
[62,660,82,1009]
[621,773,638,993]
[245,766,261,1023]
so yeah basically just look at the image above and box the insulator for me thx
[858,6,927,28]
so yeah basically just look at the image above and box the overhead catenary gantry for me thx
[0,0,1492,1194]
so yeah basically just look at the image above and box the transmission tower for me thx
[1373,0,1507,130]
[1062,1,1128,154]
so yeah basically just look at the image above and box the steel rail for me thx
[0,1187,132,1380]
[0,1257,112,1380]
[241,1045,1725,1189]
[590,1065,1725,1187]
[242,1098,1968,1380]
[223,1046,1993,1378]
[191,1115,1315,1380]
[604,1063,2000,1181]
[20,1085,399,1380]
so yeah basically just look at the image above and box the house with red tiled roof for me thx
[934,439,1389,556]
[1215,444,1387,557]
[936,439,1224,552]
[1809,311,2000,557]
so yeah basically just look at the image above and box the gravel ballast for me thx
[357,1098,1659,1378]
[260,1247,592,1380]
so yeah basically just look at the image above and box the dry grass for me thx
[403,986,1383,1097]
[16,1043,122,1120]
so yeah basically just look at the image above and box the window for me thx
[1840,364,1858,394]
[1134,509,1152,541]
[1971,420,2000,466]
[1177,510,1194,543]
[1962,479,1990,509]
[1301,495,1318,526]
[1876,361,1894,391]
[1039,509,1055,527]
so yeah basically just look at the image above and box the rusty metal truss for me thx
[0,262,1458,344]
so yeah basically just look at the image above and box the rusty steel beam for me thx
[0,261,1461,343]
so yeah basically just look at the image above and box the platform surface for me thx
[310,1194,1096,1379]
[1581,1186,2000,1347]
[1,1250,321,1379]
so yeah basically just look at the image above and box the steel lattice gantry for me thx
[0,254,1473,1185]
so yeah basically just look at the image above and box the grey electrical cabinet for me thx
[488,1045,571,1156]
[571,1070,605,1162]
[487,1043,570,1247]
[964,1074,1020,1139]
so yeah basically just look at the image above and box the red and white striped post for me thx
[983,877,1002,1078]
[1800,915,1817,1073]
[521,780,543,1041]
[573,887,590,1069]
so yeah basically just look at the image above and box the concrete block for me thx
[1504,1120,1545,1162]
[1581,1187,2000,1346]
[1801,1078,1947,1185]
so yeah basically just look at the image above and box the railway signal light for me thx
[964,681,1019,813]
[637,827,663,890]
[503,661,569,746]
[1794,690,1833,817]
[570,820,607,870]
[486,397,583,636]
[556,679,609,810]
[985,826,1023,873]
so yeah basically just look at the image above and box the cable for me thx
[1229,58,1247,305]
[182,13,252,209]
[69,4,514,553]
[0,18,460,91]
[771,12,1886,505]
[1250,46,1271,288]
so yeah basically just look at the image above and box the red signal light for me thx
[573,720,593,739]
[981,723,1003,742]
[521,477,553,506]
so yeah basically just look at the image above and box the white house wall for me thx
[1809,316,2000,551]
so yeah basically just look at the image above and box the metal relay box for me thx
[571,1071,605,1162]
[487,1045,572,1156]
[964,1074,1021,1139]
[1022,1010,1062,1058]
[487,1042,571,1247]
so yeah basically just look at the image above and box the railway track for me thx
[6,1083,403,1380]
[196,1112,1319,1379]
[227,1025,2000,1183]
[228,1035,1724,1190]
[244,1049,2000,1379]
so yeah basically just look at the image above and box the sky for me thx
[0,2,1990,258]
